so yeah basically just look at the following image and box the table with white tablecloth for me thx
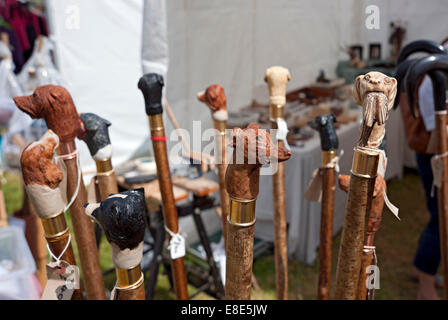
[254,107,414,265]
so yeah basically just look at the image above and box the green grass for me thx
[3,170,441,299]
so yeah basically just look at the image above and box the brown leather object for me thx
[398,93,430,154]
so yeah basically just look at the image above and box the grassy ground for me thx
[3,169,440,300]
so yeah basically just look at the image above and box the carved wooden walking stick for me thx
[308,114,339,300]
[334,72,397,299]
[138,73,189,300]
[78,113,119,200]
[13,85,106,300]
[264,66,291,300]
[197,85,230,243]
[338,172,386,300]
[21,130,83,300]
[225,124,291,300]
[85,189,146,300]
[406,54,448,298]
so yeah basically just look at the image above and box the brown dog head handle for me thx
[21,130,67,219]
[13,85,80,144]
[197,84,228,121]
[265,66,291,107]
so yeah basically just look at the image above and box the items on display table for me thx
[14,85,107,300]
[229,73,358,149]
[306,113,339,300]
[265,66,291,300]
[138,73,189,300]
[20,130,83,300]
[85,189,147,300]
[405,54,448,299]
[334,71,397,299]
[224,124,291,300]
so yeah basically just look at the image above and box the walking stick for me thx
[338,172,386,300]
[78,113,119,200]
[265,66,291,300]
[308,114,339,300]
[197,85,230,243]
[393,39,447,110]
[21,130,83,300]
[13,85,106,300]
[85,189,146,300]
[138,73,189,300]
[334,72,397,299]
[225,124,291,300]
[405,54,448,298]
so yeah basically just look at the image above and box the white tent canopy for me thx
[46,0,448,170]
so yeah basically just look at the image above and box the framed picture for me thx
[350,45,363,61]
[369,43,382,60]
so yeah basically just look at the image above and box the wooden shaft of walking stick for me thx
[197,85,230,243]
[334,72,397,299]
[85,189,147,300]
[405,55,448,298]
[21,130,83,300]
[138,74,189,300]
[78,113,119,200]
[225,124,291,300]
[338,173,386,300]
[309,113,339,300]
[0,178,7,228]
[13,86,106,300]
[265,66,291,300]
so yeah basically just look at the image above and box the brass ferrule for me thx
[41,213,69,238]
[350,147,379,179]
[213,120,227,134]
[96,158,113,173]
[322,150,337,167]
[228,198,256,226]
[116,265,143,288]
[149,114,165,134]
[270,104,285,121]
[57,141,77,158]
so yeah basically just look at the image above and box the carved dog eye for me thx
[364,75,370,81]
[384,77,391,84]
[40,145,46,151]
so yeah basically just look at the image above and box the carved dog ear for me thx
[386,77,398,111]
[330,113,337,123]
[197,91,206,103]
[353,75,364,106]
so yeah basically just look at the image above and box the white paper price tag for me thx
[169,234,185,260]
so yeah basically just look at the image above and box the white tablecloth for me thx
[254,108,414,265]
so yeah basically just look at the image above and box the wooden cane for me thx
[78,113,119,200]
[334,72,397,299]
[308,114,339,300]
[13,85,106,300]
[338,173,386,300]
[225,124,291,300]
[264,66,291,300]
[197,85,230,243]
[20,130,83,300]
[405,54,448,298]
[138,73,189,300]
[85,189,147,300]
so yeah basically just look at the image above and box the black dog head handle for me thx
[308,113,339,151]
[138,73,164,116]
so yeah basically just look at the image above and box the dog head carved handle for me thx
[13,85,79,143]
[396,40,446,66]
[405,54,448,118]
[21,130,62,189]
[197,84,228,122]
[78,113,113,160]
[265,66,291,106]
[230,123,292,165]
[308,114,339,152]
[84,189,147,251]
[138,73,164,116]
